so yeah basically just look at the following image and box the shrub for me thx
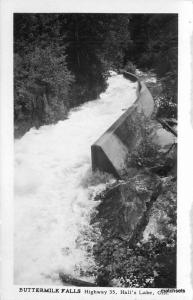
[124,61,136,74]
[126,114,165,170]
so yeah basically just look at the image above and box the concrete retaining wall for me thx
[91,72,155,178]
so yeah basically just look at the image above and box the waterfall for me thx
[14,73,137,285]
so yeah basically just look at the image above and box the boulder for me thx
[93,173,161,241]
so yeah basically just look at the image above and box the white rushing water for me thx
[14,73,138,285]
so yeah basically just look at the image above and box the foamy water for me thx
[14,73,138,285]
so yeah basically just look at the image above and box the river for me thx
[14,73,138,285]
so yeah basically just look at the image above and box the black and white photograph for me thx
[1,1,193,299]
[14,12,178,288]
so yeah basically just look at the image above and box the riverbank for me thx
[92,171,176,287]
[90,72,177,288]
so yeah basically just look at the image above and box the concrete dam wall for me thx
[91,72,175,178]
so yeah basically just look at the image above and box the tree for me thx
[14,13,133,135]
[126,14,178,118]
[14,43,74,130]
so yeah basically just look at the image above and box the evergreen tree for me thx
[126,14,178,118]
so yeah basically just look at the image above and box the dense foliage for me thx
[14,14,132,136]
[14,45,74,128]
[126,112,177,176]
[14,13,178,136]
[127,14,178,118]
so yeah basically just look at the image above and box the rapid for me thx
[14,73,138,285]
